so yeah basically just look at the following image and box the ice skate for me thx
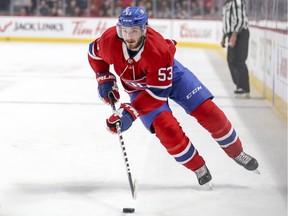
[234,88,250,99]
[195,165,212,188]
[234,151,260,174]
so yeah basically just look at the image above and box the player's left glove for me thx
[96,72,120,105]
[106,103,139,134]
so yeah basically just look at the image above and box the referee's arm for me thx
[232,0,246,35]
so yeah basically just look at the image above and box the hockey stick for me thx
[108,92,138,200]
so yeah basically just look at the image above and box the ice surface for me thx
[0,42,286,216]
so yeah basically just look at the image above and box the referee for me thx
[221,0,250,98]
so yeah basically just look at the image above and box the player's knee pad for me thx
[153,111,205,171]
[191,99,227,133]
[152,111,189,153]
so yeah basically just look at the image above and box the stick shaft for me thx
[108,92,136,199]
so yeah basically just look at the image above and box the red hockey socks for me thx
[152,111,205,171]
[191,99,243,158]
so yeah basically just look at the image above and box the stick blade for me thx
[132,179,138,200]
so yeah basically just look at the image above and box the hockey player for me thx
[88,6,259,186]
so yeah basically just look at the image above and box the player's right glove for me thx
[106,103,139,134]
[96,72,120,104]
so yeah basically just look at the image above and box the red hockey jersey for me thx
[88,26,176,115]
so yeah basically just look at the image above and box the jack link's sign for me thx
[0,17,114,39]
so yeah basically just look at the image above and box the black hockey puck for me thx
[122,208,135,213]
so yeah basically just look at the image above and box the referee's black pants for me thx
[227,28,250,92]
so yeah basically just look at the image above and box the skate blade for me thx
[235,93,251,99]
[203,181,213,190]
[254,169,260,175]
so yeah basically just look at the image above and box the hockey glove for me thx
[96,72,120,104]
[106,103,139,134]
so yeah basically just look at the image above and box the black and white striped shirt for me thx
[222,0,249,36]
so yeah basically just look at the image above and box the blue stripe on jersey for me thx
[88,42,94,56]
[215,128,238,147]
[88,42,102,60]
[173,142,196,164]
[148,86,172,99]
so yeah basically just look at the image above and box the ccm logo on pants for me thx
[186,86,202,99]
